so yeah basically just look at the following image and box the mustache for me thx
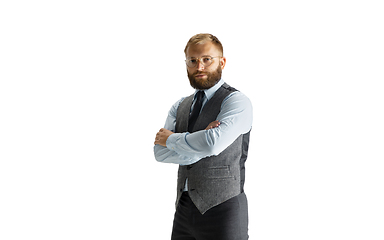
[193,71,207,75]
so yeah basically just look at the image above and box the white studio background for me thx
[0,0,383,239]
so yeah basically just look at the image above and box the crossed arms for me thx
[153,91,253,165]
[154,120,220,147]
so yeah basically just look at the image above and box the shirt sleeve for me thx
[153,97,201,165]
[166,91,253,161]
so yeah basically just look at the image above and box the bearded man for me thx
[154,33,253,240]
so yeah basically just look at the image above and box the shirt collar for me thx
[193,79,225,101]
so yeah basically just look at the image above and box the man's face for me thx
[186,42,226,90]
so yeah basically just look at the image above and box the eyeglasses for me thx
[185,56,221,68]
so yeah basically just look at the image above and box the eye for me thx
[202,57,211,63]
[189,59,197,64]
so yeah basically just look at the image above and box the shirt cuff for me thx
[166,132,182,151]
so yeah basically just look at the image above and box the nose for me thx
[197,60,205,71]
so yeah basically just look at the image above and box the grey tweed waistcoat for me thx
[175,83,251,214]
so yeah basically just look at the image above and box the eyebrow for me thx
[188,55,213,59]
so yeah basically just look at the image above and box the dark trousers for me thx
[171,192,249,240]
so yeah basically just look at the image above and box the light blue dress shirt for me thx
[154,79,253,166]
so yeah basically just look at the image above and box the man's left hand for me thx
[154,128,174,147]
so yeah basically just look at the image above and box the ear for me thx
[220,57,226,70]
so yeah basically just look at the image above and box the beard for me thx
[188,64,222,90]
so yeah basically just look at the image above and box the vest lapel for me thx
[175,94,194,133]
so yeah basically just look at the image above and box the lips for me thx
[195,74,206,78]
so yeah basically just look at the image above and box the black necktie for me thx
[188,91,204,132]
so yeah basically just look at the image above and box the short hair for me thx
[184,33,223,56]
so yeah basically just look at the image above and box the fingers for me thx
[154,129,162,145]
[205,120,221,130]
[154,128,173,147]
[211,120,220,127]
[154,128,167,145]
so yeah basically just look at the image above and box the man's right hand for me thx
[205,120,220,130]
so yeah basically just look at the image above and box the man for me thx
[154,33,252,240]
